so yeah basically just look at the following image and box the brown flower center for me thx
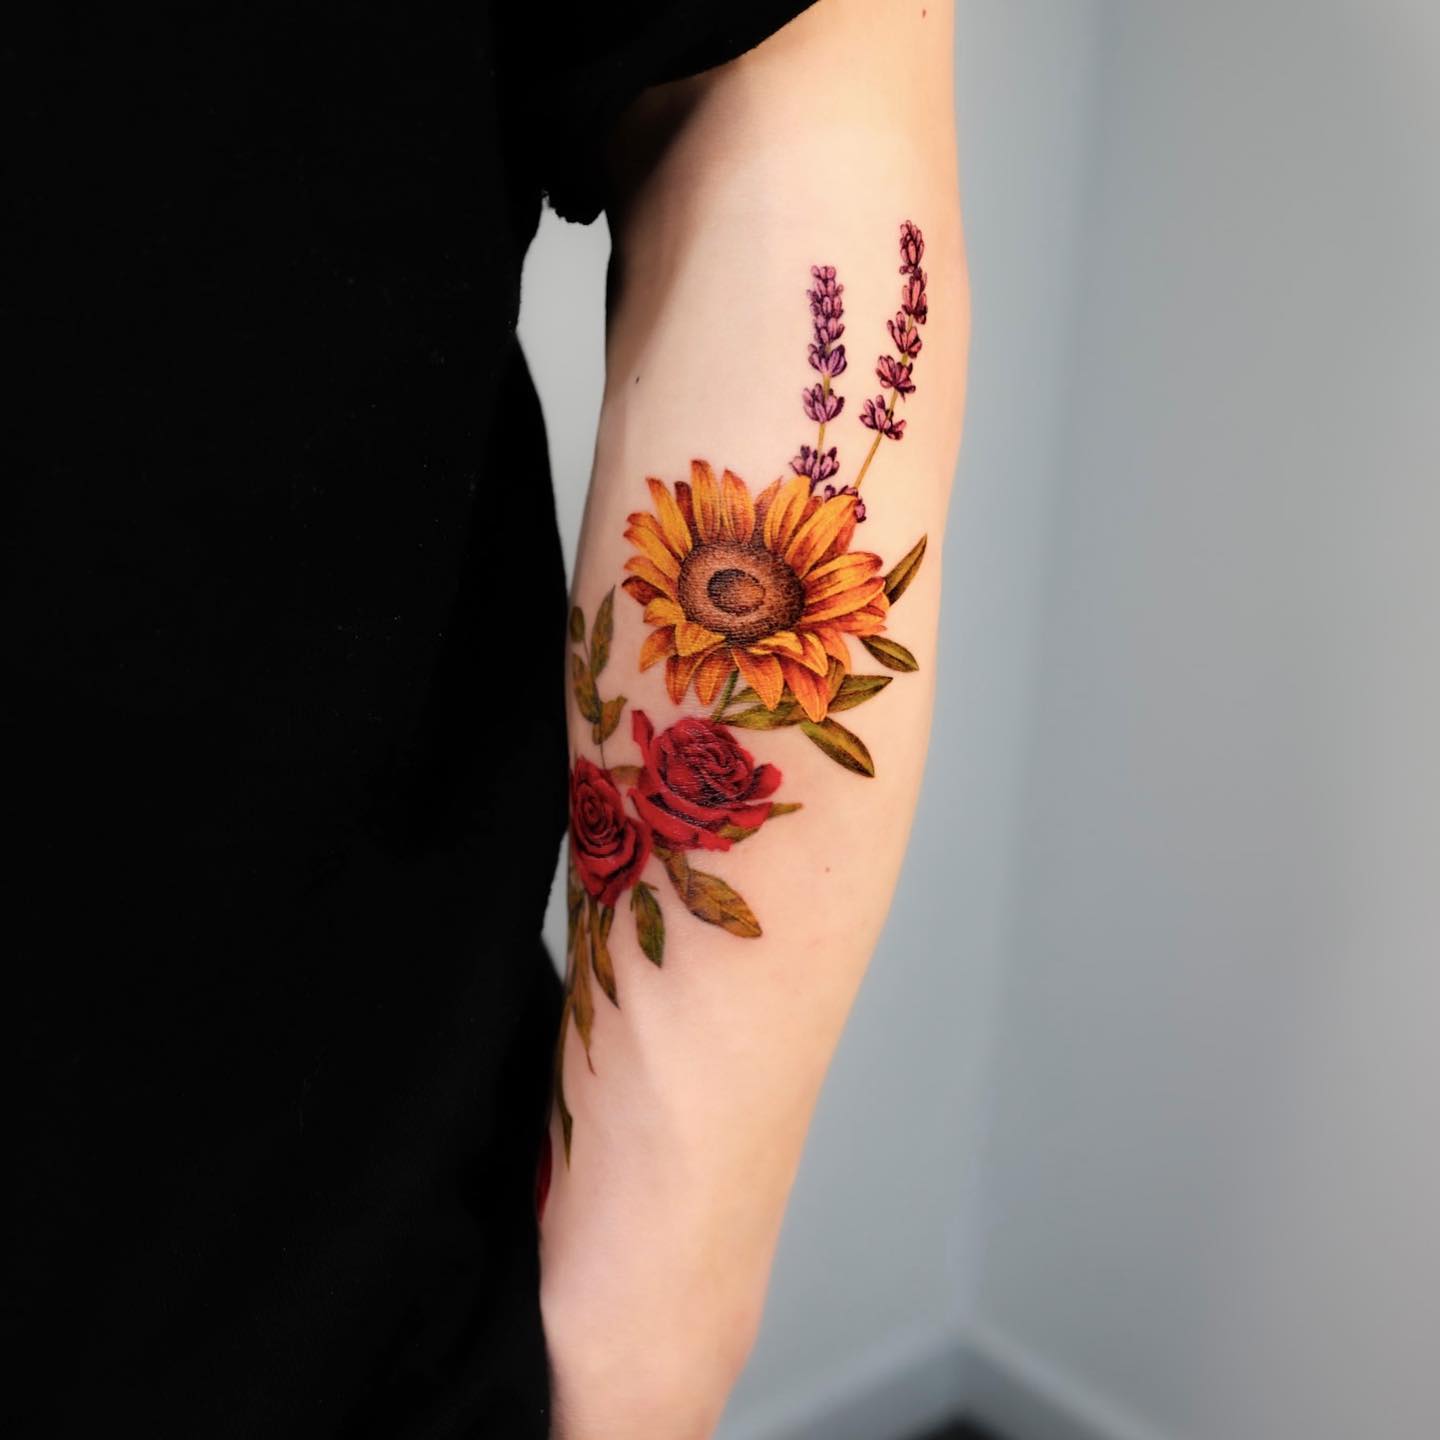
[677,539,805,644]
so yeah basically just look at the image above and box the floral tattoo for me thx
[550,222,933,1166]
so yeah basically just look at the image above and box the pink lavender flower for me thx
[859,396,906,440]
[888,313,923,359]
[808,342,849,378]
[791,444,841,484]
[822,482,867,523]
[802,383,845,423]
[876,355,916,397]
[898,220,925,274]
[901,274,928,325]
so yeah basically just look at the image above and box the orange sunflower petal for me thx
[794,628,830,676]
[733,648,786,711]
[690,460,721,542]
[639,626,676,671]
[805,551,884,600]
[748,628,804,659]
[781,658,830,722]
[719,470,755,542]
[835,600,889,636]
[785,493,858,577]
[803,575,887,625]
[646,477,694,559]
[752,477,783,532]
[818,514,858,569]
[644,596,685,626]
[624,554,679,600]
[625,515,682,579]
[672,480,699,543]
[674,620,726,657]
[665,651,705,704]
[812,624,853,667]
[622,574,664,606]
[762,475,813,555]
[693,647,737,706]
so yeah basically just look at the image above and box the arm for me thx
[540,4,969,1434]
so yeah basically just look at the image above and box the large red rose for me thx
[630,710,782,852]
[570,756,651,906]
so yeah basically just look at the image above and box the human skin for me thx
[539,4,968,1435]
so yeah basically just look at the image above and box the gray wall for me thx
[970,3,1440,1439]
[521,2,1440,1438]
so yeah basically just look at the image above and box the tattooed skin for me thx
[547,222,934,1171]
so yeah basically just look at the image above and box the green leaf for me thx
[768,801,804,818]
[631,881,664,966]
[829,673,894,712]
[590,587,615,676]
[860,636,919,672]
[571,653,601,722]
[593,694,627,745]
[569,926,596,1067]
[884,534,928,603]
[800,717,876,777]
[552,1004,574,1162]
[607,763,642,787]
[724,702,803,729]
[589,899,619,1006]
[568,605,586,643]
[716,801,803,844]
[660,850,762,937]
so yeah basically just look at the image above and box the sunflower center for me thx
[707,568,767,614]
[677,539,805,645]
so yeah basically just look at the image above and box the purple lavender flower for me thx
[888,314,923,358]
[791,444,841,485]
[822,482,867,523]
[901,273,928,324]
[859,396,906,441]
[899,220,925,275]
[802,383,846,423]
[876,355,916,397]
[807,342,848,378]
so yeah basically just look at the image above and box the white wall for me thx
[969,4,1440,1439]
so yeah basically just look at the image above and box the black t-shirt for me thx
[7,5,812,1436]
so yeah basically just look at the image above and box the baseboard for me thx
[718,1325,971,1440]
[720,1321,1168,1440]
[963,1323,1168,1440]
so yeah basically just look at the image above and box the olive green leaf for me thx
[569,929,596,1068]
[660,850,762,938]
[607,763,642,787]
[860,636,919,672]
[593,694,627,746]
[725,672,891,728]
[716,801,803,844]
[589,898,619,1006]
[571,652,601,723]
[829,673,893,711]
[590,587,615,677]
[884,535,927,604]
[799,717,876,777]
[552,1003,574,1161]
[631,881,664,966]
[568,605,586,644]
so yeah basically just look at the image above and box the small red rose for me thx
[569,755,652,906]
[630,710,782,852]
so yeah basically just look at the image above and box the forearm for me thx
[539,6,968,1434]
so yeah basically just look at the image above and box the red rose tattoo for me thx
[569,756,651,906]
[631,710,782,852]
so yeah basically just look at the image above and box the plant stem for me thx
[816,374,831,451]
[711,667,739,721]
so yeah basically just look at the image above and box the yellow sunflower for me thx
[621,460,889,722]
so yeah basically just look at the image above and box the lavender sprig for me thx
[792,264,848,483]
[854,221,929,491]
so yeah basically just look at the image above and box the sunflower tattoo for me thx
[545,222,934,1177]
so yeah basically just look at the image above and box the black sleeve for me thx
[514,1,819,224]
